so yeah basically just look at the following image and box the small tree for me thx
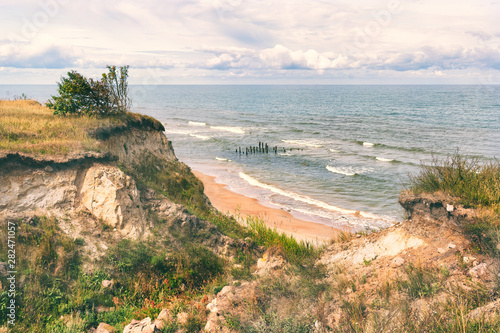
[46,65,131,116]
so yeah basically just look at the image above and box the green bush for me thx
[46,65,131,116]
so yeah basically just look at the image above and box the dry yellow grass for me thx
[0,99,123,155]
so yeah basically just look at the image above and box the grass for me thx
[0,216,222,332]
[409,153,500,255]
[409,153,500,212]
[0,99,164,156]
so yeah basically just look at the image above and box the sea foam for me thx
[375,157,394,162]
[189,134,211,140]
[363,142,374,147]
[188,121,207,126]
[282,139,324,148]
[210,126,245,134]
[326,165,356,176]
[239,172,381,220]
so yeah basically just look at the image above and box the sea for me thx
[2,85,499,232]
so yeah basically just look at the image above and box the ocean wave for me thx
[189,134,211,140]
[215,157,231,162]
[239,172,382,220]
[278,153,293,156]
[164,129,194,135]
[354,140,428,153]
[210,126,245,134]
[188,121,207,127]
[326,165,356,176]
[282,139,324,148]
[329,149,342,153]
[375,157,394,162]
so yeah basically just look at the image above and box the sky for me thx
[0,0,499,84]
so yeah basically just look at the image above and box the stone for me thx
[44,165,54,172]
[469,263,488,278]
[446,204,454,212]
[463,256,476,264]
[123,317,157,333]
[207,299,218,313]
[95,322,116,333]
[154,309,172,330]
[79,164,146,238]
[176,312,189,326]
[102,279,114,288]
[448,243,456,249]
[390,256,405,268]
[437,248,446,254]
[255,253,287,276]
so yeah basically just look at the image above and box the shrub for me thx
[46,65,131,116]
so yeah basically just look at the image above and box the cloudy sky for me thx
[1,0,499,84]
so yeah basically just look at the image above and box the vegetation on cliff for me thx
[46,66,131,116]
[0,99,163,155]
[408,153,500,255]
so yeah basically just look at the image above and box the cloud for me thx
[203,44,500,73]
[0,42,77,68]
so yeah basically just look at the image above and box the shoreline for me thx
[192,170,344,244]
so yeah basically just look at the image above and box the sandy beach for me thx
[192,170,344,244]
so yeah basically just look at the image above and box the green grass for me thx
[0,217,223,332]
[409,153,500,255]
[409,153,500,212]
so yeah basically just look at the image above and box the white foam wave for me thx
[363,142,374,147]
[188,121,207,127]
[210,126,245,134]
[376,157,394,162]
[215,157,231,162]
[329,149,342,153]
[239,172,381,220]
[189,134,211,140]
[164,129,194,135]
[282,139,324,148]
[326,165,356,176]
[279,153,293,156]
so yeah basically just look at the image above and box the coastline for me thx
[192,170,344,244]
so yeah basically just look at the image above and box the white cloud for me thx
[0,0,499,83]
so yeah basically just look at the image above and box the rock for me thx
[95,322,116,333]
[463,256,476,264]
[391,257,405,268]
[176,312,189,326]
[467,299,500,322]
[44,165,54,172]
[0,262,8,277]
[102,279,114,288]
[79,164,146,238]
[468,263,488,278]
[207,299,218,313]
[448,243,456,249]
[437,248,446,254]
[154,309,172,330]
[123,317,158,333]
[255,253,287,276]
[446,204,454,212]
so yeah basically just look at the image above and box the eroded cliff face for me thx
[0,126,174,239]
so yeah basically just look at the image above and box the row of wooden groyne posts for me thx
[235,142,301,155]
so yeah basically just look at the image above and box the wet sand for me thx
[192,170,344,244]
